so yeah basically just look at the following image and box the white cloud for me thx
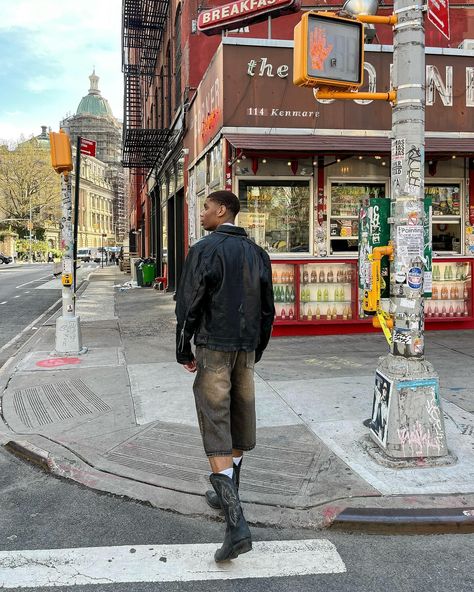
[0,0,123,140]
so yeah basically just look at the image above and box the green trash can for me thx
[141,262,156,287]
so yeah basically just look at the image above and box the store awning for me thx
[223,133,474,155]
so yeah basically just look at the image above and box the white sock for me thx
[233,456,242,466]
[218,467,234,479]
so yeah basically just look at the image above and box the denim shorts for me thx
[192,346,256,457]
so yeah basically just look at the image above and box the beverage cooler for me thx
[270,257,474,336]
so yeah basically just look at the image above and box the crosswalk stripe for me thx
[0,539,346,588]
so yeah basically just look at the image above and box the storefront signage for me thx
[198,0,300,36]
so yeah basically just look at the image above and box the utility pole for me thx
[49,130,85,355]
[371,0,448,459]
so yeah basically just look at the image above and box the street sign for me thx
[294,12,364,90]
[197,0,300,36]
[80,137,96,157]
[427,0,450,40]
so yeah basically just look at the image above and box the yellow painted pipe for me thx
[315,90,397,103]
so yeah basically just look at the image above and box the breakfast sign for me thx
[197,0,300,35]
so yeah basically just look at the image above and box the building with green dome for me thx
[61,71,126,245]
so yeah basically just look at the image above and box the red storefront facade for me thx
[184,39,474,334]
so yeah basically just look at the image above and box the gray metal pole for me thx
[370,0,449,460]
[54,172,85,355]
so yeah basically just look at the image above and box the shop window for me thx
[329,182,386,254]
[426,184,462,254]
[209,142,223,189]
[238,180,311,253]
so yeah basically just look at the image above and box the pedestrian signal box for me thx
[49,129,73,173]
[293,12,364,90]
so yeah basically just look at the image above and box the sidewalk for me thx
[1,266,474,531]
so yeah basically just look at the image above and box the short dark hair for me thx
[207,190,240,217]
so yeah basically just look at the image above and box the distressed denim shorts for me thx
[192,346,256,457]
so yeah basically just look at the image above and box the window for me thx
[329,182,386,253]
[426,183,462,254]
[160,67,165,128]
[174,5,182,106]
[238,180,311,253]
[166,43,172,126]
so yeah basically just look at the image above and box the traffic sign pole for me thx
[73,136,81,295]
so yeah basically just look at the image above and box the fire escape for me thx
[122,0,173,168]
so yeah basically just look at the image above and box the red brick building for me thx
[121,1,474,302]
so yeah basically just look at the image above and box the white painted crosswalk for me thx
[0,539,346,588]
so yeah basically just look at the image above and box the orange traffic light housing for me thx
[294,12,364,90]
[49,129,73,173]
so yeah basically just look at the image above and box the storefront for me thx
[185,38,474,334]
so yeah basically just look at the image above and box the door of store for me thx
[175,188,185,291]
[167,197,176,292]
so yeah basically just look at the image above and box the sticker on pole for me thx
[407,267,423,290]
[427,0,450,40]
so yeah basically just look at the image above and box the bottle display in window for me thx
[425,262,471,319]
[299,263,355,321]
[272,263,296,321]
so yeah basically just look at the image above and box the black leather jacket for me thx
[175,225,275,364]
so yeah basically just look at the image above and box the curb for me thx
[4,440,52,472]
[330,506,474,534]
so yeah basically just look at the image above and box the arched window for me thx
[166,42,172,126]
[174,5,182,106]
[160,66,165,127]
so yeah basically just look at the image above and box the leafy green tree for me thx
[0,138,61,237]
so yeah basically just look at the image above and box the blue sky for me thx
[0,0,123,143]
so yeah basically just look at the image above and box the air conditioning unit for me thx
[458,39,474,50]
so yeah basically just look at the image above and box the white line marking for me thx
[0,301,7,305]
[15,274,51,289]
[24,291,30,294]
[0,540,346,588]
[0,296,61,354]
[14,295,20,298]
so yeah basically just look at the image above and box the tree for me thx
[0,138,61,237]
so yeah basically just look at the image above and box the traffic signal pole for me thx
[49,130,85,355]
[371,0,448,460]
[292,6,449,461]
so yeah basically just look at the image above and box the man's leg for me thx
[193,347,251,561]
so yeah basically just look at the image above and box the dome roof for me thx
[76,70,114,117]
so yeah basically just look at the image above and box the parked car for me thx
[0,252,12,264]
[77,248,92,263]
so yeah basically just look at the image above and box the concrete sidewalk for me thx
[1,265,474,531]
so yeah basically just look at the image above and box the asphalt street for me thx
[0,447,472,591]
[0,263,98,366]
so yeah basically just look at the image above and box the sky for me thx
[0,0,123,144]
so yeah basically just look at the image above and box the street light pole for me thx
[371,0,448,460]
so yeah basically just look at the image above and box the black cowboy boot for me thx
[209,473,252,562]
[205,461,241,510]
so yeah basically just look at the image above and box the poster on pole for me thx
[427,0,450,40]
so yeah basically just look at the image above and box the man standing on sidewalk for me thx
[175,190,275,562]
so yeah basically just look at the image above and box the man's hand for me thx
[183,359,197,373]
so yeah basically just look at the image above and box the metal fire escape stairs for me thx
[122,0,175,169]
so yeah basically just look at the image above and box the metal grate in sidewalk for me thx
[5,380,111,431]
